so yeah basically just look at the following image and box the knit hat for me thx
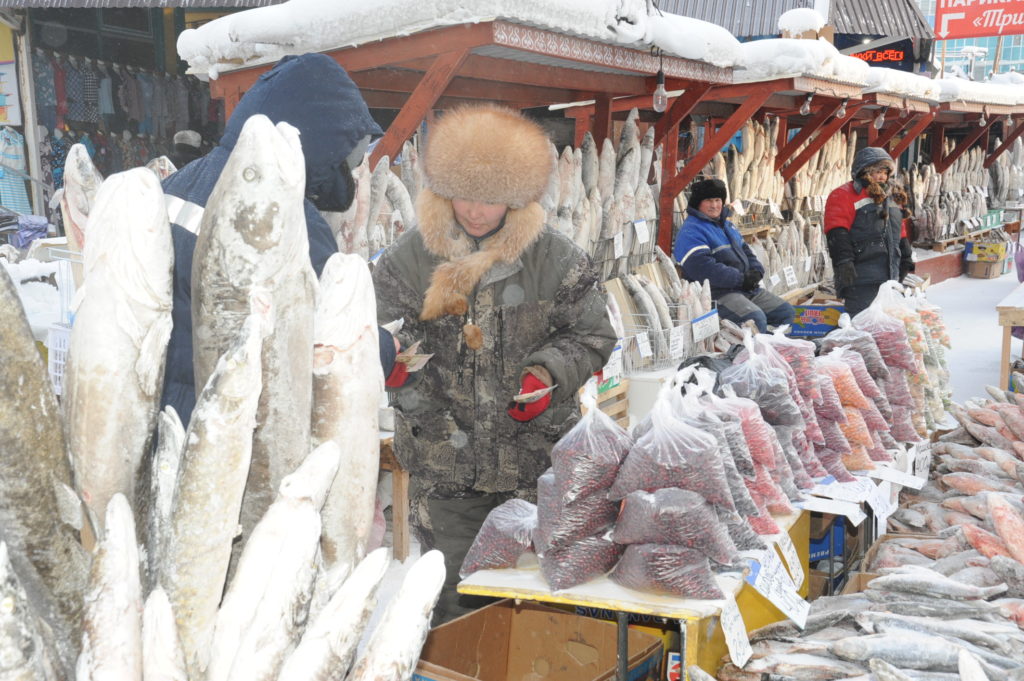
[173,129,201,149]
[687,178,728,210]
[423,105,552,209]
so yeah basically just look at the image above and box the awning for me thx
[0,1,283,7]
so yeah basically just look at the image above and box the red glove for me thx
[508,373,552,422]
[385,361,409,388]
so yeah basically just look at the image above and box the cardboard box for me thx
[415,600,663,681]
[965,257,1012,279]
[965,241,1009,262]
[808,570,830,601]
[841,572,878,595]
[789,302,844,337]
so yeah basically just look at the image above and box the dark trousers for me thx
[841,282,882,318]
[716,289,796,333]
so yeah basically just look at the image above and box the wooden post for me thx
[657,121,681,255]
[593,95,612,149]
[940,42,947,78]
[994,35,1005,74]
[934,116,1000,173]
[931,125,946,167]
[775,100,842,171]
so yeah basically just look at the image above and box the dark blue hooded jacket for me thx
[672,206,764,299]
[161,53,384,427]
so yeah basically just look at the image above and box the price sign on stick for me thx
[669,325,688,359]
[636,332,653,358]
[634,220,650,244]
[603,345,623,381]
[769,273,781,288]
[746,551,809,628]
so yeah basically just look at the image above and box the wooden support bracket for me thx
[653,82,713,147]
[874,113,917,150]
[369,48,470,167]
[985,119,1024,168]
[774,100,842,171]
[594,95,613,149]
[934,116,1001,174]
[889,111,936,158]
[781,101,866,182]
[657,121,681,255]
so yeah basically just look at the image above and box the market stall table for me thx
[996,280,1024,389]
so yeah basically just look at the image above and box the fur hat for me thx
[423,105,553,209]
[687,178,728,210]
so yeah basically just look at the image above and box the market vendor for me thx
[824,147,915,317]
[673,178,794,332]
[373,105,616,623]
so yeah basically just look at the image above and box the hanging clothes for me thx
[32,51,56,133]
[0,127,33,215]
[52,55,67,131]
[81,61,101,124]
[63,59,88,124]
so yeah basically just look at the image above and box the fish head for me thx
[313,252,376,348]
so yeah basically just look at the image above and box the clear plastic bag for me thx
[716,507,768,551]
[609,389,736,510]
[842,444,876,471]
[539,535,623,591]
[860,401,889,433]
[535,469,618,554]
[867,430,893,463]
[460,499,537,578]
[820,313,891,382]
[872,393,894,424]
[883,367,915,408]
[839,407,873,447]
[814,374,847,422]
[762,327,821,402]
[833,346,883,399]
[817,417,852,454]
[814,445,857,483]
[878,428,899,451]
[891,405,924,443]
[724,335,805,427]
[786,427,828,479]
[853,295,918,372]
[609,544,725,599]
[706,392,777,468]
[816,354,872,409]
[751,461,796,514]
[774,427,816,490]
[612,488,740,565]
[917,298,952,349]
[550,383,631,505]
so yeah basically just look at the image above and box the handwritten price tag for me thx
[603,346,623,381]
[796,497,866,526]
[769,273,782,287]
[867,463,926,490]
[691,309,720,343]
[774,533,806,589]
[783,266,798,288]
[719,593,752,667]
[732,200,747,216]
[769,201,783,219]
[914,445,932,480]
[636,332,653,358]
[746,552,809,628]
[613,232,624,259]
[634,220,650,244]
[804,256,812,273]
[669,325,688,359]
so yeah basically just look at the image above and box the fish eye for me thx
[243,166,258,182]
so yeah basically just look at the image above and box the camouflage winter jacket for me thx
[373,217,615,497]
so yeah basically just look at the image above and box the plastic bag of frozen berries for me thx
[853,293,919,372]
[820,314,891,383]
[534,469,619,554]
[460,499,537,578]
[609,544,725,599]
[539,535,623,591]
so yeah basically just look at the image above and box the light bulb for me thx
[652,69,668,113]
[979,114,987,127]
[873,107,888,130]
[799,94,814,116]
[836,98,848,119]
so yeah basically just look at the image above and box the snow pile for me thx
[644,13,742,68]
[2,259,60,341]
[862,67,941,101]
[179,0,654,77]
[778,8,826,34]
[735,38,868,84]
[936,77,1024,106]
[990,71,1024,86]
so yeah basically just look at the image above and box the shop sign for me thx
[0,26,20,125]
[935,0,1024,40]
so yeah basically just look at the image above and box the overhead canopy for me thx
[659,0,934,41]
[0,0,280,6]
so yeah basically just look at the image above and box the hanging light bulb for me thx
[652,68,668,113]
[836,97,849,119]
[873,106,888,130]
[979,107,988,127]
[799,93,814,116]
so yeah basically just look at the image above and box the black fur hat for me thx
[688,178,728,209]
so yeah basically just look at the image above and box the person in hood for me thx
[160,53,391,426]
[673,178,794,332]
[169,129,202,169]
[824,146,915,316]
[372,105,615,623]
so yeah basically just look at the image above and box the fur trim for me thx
[418,187,546,321]
[423,105,553,208]
[463,324,483,350]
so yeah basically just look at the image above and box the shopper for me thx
[373,105,616,623]
[168,129,202,169]
[824,147,915,316]
[673,178,794,332]
[160,53,396,426]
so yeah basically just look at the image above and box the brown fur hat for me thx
[423,105,553,209]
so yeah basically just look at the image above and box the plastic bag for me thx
[853,299,918,372]
[550,382,631,505]
[609,544,725,599]
[917,298,951,349]
[872,393,894,424]
[818,417,852,454]
[842,444,876,471]
[833,346,883,399]
[460,499,537,578]
[814,445,857,483]
[787,427,829,479]
[539,535,623,591]
[609,389,736,510]
[775,426,817,488]
[839,407,873,447]
[860,401,890,433]
[878,428,899,451]
[883,367,914,408]
[761,327,821,402]
[820,313,891,382]
[723,335,804,427]
[750,462,796,514]
[612,488,740,564]
[535,469,618,554]
[706,392,776,468]
[716,507,768,551]
[868,430,893,463]
[891,405,924,443]
[816,354,871,409]
[814,374,847,422]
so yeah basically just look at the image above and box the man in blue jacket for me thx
[673,178,794,333]
[161,53,395,426]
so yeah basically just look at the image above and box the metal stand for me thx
[616,611,629,681]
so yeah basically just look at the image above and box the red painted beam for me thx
[889,111,936,158]
[934,116,1000,174]
[653,82,713,147]
[593,95,612,149]
[874,113,916,150]
[774,100,842,171]
[985,119,1024,168]
[780,101,866,182]
[657,121,681,256]
[931,125,946,168]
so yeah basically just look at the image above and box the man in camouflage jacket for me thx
[373,105,615,622]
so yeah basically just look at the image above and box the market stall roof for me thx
[0,0,278,6]
[659,0,934,40]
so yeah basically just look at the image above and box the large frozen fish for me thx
[143,407,184,589]
[0,266,88,645]
[65,167,173,533]
[77,494,143,681]
[0,542,60,681]
[831,631,960,670]
[190,113,316,560]
[348,550,445,681]
[56,143,103,253]
[277,548,389,681]
[142,587,187,681]
[987,492,1024,563]
[312,253,383,570]
[206,441,340,681]
[159,305,266,678]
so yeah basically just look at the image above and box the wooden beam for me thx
[350,67,589,104]
[873,113,916,150]
[370,49,470,167]
[985,119,1024,168]
[664,84,777,199]
[934,116,1000,174]
[705,78,795,102]
[653,82,713,147]
[658,121,681,256]
[774,100,842,171]
[776,116,788,152]
[931,125,946,167]
[781,101,866,182]
[889,111,936,158]
[359,90,538,111]
[594,95,612,149]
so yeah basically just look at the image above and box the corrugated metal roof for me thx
[658,0,933,40]
[0,0,282,6]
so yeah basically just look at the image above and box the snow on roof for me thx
[733,38,869,85]
[862,66,940,102]
[644,13,742,68]
[937,76,1024,106]
[778,8,826,33]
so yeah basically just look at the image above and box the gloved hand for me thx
[385,361,409,388]
[741,269,763,291]
[508,371,552,422]
[834,261,857,294]
[898,236,915,283]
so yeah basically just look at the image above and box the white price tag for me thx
[603,345,623,381]
[982,185,990,197]
[691,309,720,343]
[613,232,624,258]
[866,463,926,490]
[770,273,782,287]
[914,445,932,480]
[669,325,688,359]
[732,200,747,216]
[769,201,783,219]
[864,479,895,517]
[636,331,653,358]
[783,266,798,288]
[804,256,812,273]
[746,552,810,628]
[634,219,650,244]
[811,479,870,503]
[774,533,806,589]
[719,593,752,667]
[796,497,866,526]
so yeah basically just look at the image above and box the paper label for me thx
[914,445,932,480]
[603,345,623,381]
[982,185,990,197]
[719,593,753,667]
[770,273,782,287]
[732,200,747,216]
[613,232,624,258]
[769,201,783,219]
[691,309,720,343]
[774,533,806,589]
[783,266,798,288]
[634,219,650,244]
[864,479,895,517]
[796,497,866,526]
[804,256,812,273]
[636,331,653,358]
[747,552,810,628]
[811,479,871,503]
[866,463,926,490]
[669,325,688,359]
[395,341,434,372]
[512,384,557,404]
